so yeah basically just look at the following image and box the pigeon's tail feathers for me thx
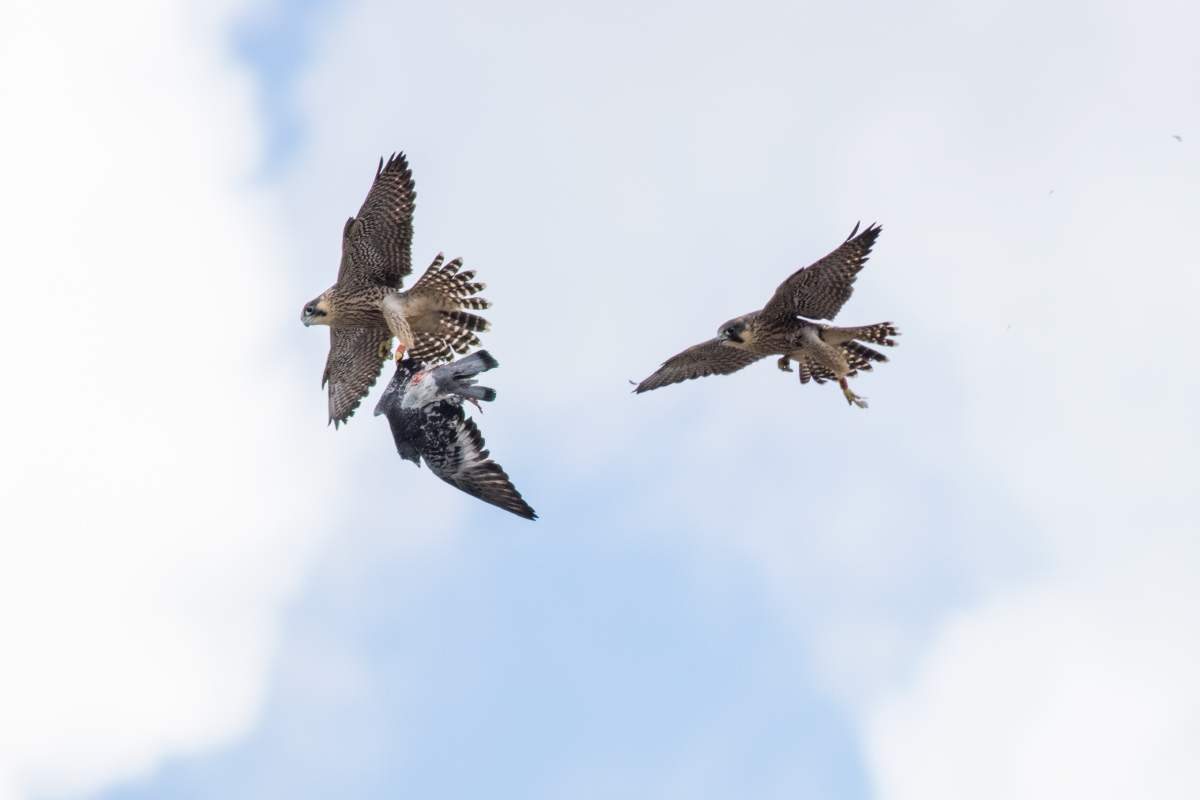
[446,350,499,377]
[460,385,497,402]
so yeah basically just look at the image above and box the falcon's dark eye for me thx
[305,305,316,315]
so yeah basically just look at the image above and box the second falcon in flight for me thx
[635,223,899,407]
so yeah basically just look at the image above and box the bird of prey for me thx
[374,351,537,520]
[634,223,899,407]
[301,152,491,427]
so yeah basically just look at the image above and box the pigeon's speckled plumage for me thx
[635,223,900,408]
[374,352,536,520]
[301,153,491,427]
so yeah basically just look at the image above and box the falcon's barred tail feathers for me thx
[794,341,887,385]
[410,331,453,362]
[841,341,888,372]
[857,322,899,347]
[409,316,485,360]
[796,358,825,385]
[838,322,899,347]
[404,254,493,361]
[437,316,486,355]
[410,255,493,308]
[440,310,490,332]
[437,310,491,355]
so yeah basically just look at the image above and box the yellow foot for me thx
[377,340,393,360]
[777,356,793,372]
[839,378,868,409]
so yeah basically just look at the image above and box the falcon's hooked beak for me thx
[716,319,746,345]
[300,299,327,327]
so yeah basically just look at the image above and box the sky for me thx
[0,0,1197,799]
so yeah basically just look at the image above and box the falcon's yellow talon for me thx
[377,341,392,360]
[839,378,868,409]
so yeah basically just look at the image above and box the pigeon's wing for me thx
[384,409,424,464]
[323,326,393,427]
[423,405,536,520]
[338,152,416,288]
[373,360,414,419]
[759,223,881,322]
[373,362,425,464]
[634,338,766,393]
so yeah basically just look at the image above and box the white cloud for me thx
[0,2,331,798]
[281,0,1200,795]
[868,585,1200,800]
[7,0,1186,795]
[840,0,1200,795]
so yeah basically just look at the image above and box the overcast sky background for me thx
[1,0,1198,798]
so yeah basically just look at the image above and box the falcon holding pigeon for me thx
[301,152,491,427]
[374,352,536,520]
[634,223,899,408]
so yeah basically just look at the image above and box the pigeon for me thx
[374,351,536,519]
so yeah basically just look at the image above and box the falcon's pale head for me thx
[717,314,754,345]
[300,293,332,327]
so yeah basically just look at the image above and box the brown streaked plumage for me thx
[635,223,899,407]
[632,339,768,394]
[301,152,491,427]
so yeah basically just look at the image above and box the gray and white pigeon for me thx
[373,351,536,520]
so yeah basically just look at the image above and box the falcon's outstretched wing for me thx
[338,152,417,288]
[323,326,392,427]
[759,223,882,322]
[634,338,766,393]
[424,407,537,520]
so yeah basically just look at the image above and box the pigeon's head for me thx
[300,292,332,326]
[717,314,752,345]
